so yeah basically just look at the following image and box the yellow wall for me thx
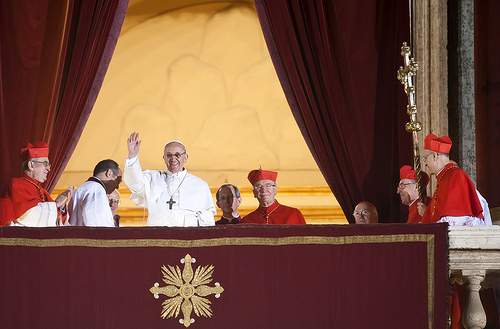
[55,0,347,225]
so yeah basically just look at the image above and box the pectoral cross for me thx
[167,197,176,210]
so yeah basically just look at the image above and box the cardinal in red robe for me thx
[397,165,431,223]
[418,135,497,329]
[418,134,483,225]
[0,142,73,226]
[241,169,305,225]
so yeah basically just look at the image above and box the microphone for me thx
[113,214,120,226]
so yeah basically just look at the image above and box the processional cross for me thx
[397,42,425,202]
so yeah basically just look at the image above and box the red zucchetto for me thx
[424,134,452,153]
[247,169,278,185]
[20,142,49,161]
[358,201,377,212]
[399,165,429,186]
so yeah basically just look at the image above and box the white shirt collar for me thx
[165,168,187,177]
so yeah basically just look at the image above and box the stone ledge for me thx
[449,250,500,271]
[448,226,500,250]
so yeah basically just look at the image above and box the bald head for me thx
[353,202,379,224]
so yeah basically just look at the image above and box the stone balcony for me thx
[449,226,500,329]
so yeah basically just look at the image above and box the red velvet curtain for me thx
[254,0,413,222]
[0,0,128,193]
[475,0,500,210]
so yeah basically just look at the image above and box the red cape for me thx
[407,196,431,224]
[421,164,483,223]
[241,200,306,225]
[0,175,53,226]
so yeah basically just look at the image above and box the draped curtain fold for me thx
[0,0,128,193]
[475,0,500,210]
[254,0,412,222]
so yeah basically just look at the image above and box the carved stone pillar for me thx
[448,0,476,183]
[413,0,448,194]
[461,270,487,329]
[413,0,448,142]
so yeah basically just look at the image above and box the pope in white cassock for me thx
[124,132,216,227]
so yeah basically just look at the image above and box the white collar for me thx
[165,168,187,177]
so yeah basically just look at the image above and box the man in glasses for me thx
[353,201,379,224]
[69,159,122,227]
[124,132,216,227]
[215,184,242,225]
[0,142,74,226]
[418,134,484,225]
[397,165,431,223]
[419,136,494,329]
[241,168,305,224]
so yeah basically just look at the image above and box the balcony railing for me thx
[449,226,500,329]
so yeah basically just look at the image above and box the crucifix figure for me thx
[167,197,176,210]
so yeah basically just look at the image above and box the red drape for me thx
[475,0,500,209]
[0,224,448,328]
[0,0,128,193]
[254,0,413,223]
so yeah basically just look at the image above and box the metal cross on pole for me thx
[397,42,425,202]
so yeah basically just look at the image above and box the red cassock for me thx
[407,196,431,224]
[421,164,483,223]
[241,200,306,225]
[0,175,54,226]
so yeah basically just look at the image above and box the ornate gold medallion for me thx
[150,254,224,327]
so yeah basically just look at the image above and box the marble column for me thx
[455,0,476,183]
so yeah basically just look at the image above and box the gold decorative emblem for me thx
[150,254,224,327]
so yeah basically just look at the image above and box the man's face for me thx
[216,186,241,214]
[353,203,378,224]
[30,157,50,183]
[105,168,122,194]
[397,179,418,206]
[253,179,277,206]
[108,190,120,216]
[163,143,187,174]
[422,150,437,174]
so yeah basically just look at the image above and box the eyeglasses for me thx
[108,197,120,205]
[254,183,276,191]
[217,195,235,201]
[396,182,416,192]
[353,210,370,218]
[111,171,122,184]
[164,152,186,159]
[422,153,432,162]
[31,160,51,168]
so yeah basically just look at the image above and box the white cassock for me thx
[124,156,216,227]
[68,178,115,227]
[476,189,492,225]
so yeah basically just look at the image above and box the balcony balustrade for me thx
[449,226,500,329]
